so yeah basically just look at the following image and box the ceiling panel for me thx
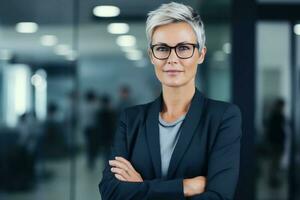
[0,0,231,64]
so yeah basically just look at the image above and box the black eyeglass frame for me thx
[150,43,200,60]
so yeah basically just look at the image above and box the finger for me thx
[109,160,130,172]
[110,160,136,177]
[111,167,130,180]
[109,159,138,178]
[114,157,143,179]
[114,174,126,181]
[195,176,206,180]
[115,157,135,171]
[114,158,140,178]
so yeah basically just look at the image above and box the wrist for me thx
[183,179,192,197]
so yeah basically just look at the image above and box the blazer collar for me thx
[145,88,205,178]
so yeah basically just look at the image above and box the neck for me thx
[161,81,195,117]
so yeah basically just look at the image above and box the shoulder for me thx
[122,102,151,118]
[118,101,153,126]
[202,97,242,147]
[203,97,242,122]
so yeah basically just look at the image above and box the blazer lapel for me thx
[167,89,205,178]
[145,94,163,178]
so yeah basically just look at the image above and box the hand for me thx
[109,156,143,182]
[183,176,206,197]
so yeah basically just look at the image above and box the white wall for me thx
[2,64,32,127]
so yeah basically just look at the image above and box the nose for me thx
[167,48,179,64]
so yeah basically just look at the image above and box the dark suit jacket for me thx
[99,89,242,200]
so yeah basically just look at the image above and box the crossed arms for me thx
[99,105,242,200]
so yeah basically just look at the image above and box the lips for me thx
[164,70,183,72]
[163,69,183,76]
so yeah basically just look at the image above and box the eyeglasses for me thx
[150,43,199,60]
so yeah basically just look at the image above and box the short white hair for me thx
[146,2,206,50]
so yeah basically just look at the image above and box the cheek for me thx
[152,60,164,73]
[182,61,198,75]
[152,62,163,80]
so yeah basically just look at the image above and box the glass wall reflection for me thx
[255,22,291,200]
[0,0,76,199]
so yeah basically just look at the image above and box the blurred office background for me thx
[0,0,299,200]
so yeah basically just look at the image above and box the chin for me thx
[162,80,186,88]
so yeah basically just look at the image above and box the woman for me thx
[99,2,242,200]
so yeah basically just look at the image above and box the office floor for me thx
[1,152,297,200]
[1,152,104,200]
[256,158,288,200]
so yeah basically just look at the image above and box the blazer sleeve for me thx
[99,110,185,200]
[189,104,242,200]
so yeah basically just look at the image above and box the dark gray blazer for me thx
[99,88,242,200]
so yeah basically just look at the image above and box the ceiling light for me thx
[121,46,139,53]
[54,44,71,56]
[126,51,143,61]
[107,23,129,34]
[40,35,58,46]
[126,54,142,61]
[294,24,300,36]
[16,22,38,33]
[93,5,120,17]
[65,50,78,61]
[116,35,136,47]
[121,46,137,53]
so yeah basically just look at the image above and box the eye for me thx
[154,46,169,52]
[177,45,191,51]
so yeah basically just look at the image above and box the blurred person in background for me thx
[266,98,286,188]
[83,90,100,169]
[100,2,242,199]
[97,95,117,164]
[10,112,40,189]
[65,90,80,149]
[117,85,133,114]
[17,112,40,157]
[42,103,67,159]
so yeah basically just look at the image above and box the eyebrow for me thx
[153,41,192,46]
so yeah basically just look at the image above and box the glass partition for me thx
[0,1,76,199]
[255,21,291,200]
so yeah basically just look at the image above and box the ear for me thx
[197,47,207,64]
[148,49,154,65]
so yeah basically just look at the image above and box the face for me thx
[149,22,206,88]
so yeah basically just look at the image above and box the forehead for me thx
[151,22,197,45]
